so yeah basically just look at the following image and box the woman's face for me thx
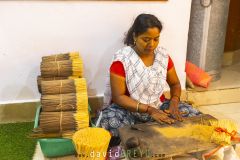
[134,27,160,55]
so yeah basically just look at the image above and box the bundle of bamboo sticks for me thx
[40,78,87,95]
[37,76,78,93]
[32,52,90,138]
[39,111,76,133]
[73,128,111,160]
[39,111,89,133]
[40,52,83,78]
[42,52,79,62]
[38,76,63,93]
[41,92,88,112]
[40,59,83,78]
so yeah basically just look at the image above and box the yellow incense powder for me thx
[153,124,214,142]
[153,119,238,145]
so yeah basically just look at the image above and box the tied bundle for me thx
[31,52,90,139]
[39,111,89,134]
[203,119,240,159]
[40,78,87,95]
[210,119,238,145]
[41,92,88,112]
[42,52,80,62]
[41,59,83,78]
[73,128,111,160]
[37,76,79,93]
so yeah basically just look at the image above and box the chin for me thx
[144,50,154,54]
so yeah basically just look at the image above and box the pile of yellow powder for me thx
[154,124,214,142]
[153,119,238,145]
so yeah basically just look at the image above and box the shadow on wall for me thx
[0,65,39,102]
[84,63,97,96]
[86,38,124,114]
[17,66,40,100]
[86,38,124,97]
[0,66,38,123]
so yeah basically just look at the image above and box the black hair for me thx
[124,14,163,46]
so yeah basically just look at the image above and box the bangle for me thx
[171,95,180,102]
[136,102,140,112]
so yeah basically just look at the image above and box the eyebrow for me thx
[142,36,160,39]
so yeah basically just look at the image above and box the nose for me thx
[147,40,154,48]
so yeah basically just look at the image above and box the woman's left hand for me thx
[168,98,183,121]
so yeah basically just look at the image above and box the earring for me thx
[134,40,136,46]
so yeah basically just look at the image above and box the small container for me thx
[34,104,95,157]
[34,105,76,158]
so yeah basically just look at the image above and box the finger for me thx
[176,110,184,121]
[172,109,181,121]
[177,111,183,121]
[161,117,174,124]
[164,115,175,123]
[176,113,183,122]
[156,119,164,125]
[174,113,181,121]
[163,112,170,116]
[170,117,175,123]
[169,110,177,120]
[180,110,188,115]
[166,119,174,124]
[159,110,170,116]
[163,109,170,114]
[161,119,171,124]
[158,116,168,124]
[172,110,181,121]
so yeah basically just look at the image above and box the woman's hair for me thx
[124,13,163,46]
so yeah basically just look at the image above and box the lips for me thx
[145,48,154,52]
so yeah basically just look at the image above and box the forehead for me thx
[138,27,160,38]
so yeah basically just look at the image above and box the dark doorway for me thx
[224,0,240,52]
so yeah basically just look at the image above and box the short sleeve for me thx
[110,61,126,77]
[167,56,174,71]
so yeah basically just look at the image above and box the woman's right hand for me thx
[147,106,175,124]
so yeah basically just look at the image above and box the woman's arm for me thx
[110,72,147,113]
[110,72,174,124]
[166,66,182,121]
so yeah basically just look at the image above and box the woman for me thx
[97,13,200,144]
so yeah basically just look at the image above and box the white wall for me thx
[0,0,192,104]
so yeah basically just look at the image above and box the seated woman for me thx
[97,13,200,145]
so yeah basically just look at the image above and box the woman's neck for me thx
[132,46,155,67]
